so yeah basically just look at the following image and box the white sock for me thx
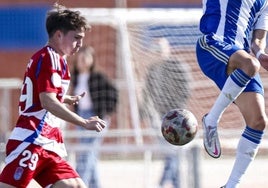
[225,136,259,188]
[206,69,251,128]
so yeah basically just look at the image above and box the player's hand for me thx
[84,116,106,132]
[258,53,268,71]
[64,92,86,105]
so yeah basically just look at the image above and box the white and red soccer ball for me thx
[161,108,198,146]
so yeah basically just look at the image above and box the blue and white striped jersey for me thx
[200,0,268,50]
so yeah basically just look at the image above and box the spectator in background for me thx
[140,37,192,188]
[70,45,118,188]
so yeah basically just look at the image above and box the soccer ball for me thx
[161,108,198,146]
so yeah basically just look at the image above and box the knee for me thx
[262,116,268,130]
[242,58,260,77]
[251,115,268,131]
[53,178,87,188]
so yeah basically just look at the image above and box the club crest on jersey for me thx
[14,166,24,180]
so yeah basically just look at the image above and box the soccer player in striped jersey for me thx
[0,4,106,188]
[196,0,268,187]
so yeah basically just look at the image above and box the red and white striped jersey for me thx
[9,46,70,157]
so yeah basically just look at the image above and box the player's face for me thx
[58,29,86,56]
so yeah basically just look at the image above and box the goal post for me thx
[76,7,205,143]
[76,7,256,140]
[72,8,205,188]
[0,78,22,171]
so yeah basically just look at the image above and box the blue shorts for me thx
[196,35,264,95]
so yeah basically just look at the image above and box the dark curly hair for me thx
[46,4,90,38]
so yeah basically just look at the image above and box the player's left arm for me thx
[40,91,106,131]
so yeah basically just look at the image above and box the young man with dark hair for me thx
[0,4,106,188]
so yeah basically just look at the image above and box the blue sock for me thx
[206,69,251,127]
[226,126,263,188]
[230,69,251,87]
[242,125,263,144]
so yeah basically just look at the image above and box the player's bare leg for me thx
[0,182,16,188]
[235,92,266,131]
[51,177,87,188]
[0,178,87,188]
[223,92,266,187]
[202,50,258,159]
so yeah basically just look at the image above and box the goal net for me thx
[63,8,268,188]
[74,8,248,145]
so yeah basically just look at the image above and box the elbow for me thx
[39,93,57,112]
[40,100,52,111]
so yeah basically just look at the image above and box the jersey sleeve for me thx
[255,4,268,31]
[36,54,60,94]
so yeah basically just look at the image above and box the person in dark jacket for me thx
[141,38,191,188]
[71,46,118,188]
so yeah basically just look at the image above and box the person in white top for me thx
[70,46,118,188]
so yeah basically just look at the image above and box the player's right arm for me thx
[251,29,268,71]
[39,92,106,132]
[251,3,268,71]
